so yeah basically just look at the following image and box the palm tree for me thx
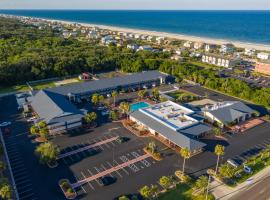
[148,141,156,154]
[84,112,97,124]
[152,88,160,100]
[30,125,39,135]
[138,90,147,99]
[195,175,208,194]
[98,95,104,105]
[111,91,118,106]
[119,102,130,118]
[180,147,191,175]
[91,93,99,106]
[213,127,222,136]
[215,144,225,174]
[35,142,60,165]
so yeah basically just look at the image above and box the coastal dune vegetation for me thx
[0,17,270,108]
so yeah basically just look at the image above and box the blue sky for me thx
[0,0,270,10]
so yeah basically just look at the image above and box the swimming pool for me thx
[130,102,150,112]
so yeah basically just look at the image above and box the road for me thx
[230,176,270,200]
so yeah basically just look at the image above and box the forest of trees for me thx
[1,17,270,107]
[0,17,170,85]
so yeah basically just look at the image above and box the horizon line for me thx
[1,9,270,11]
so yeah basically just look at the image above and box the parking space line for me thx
[81,172,95,190]
[19,188,33,195]
[92,138,104,150]
[113,160,129,175]
[74,175,86,193]
[100,164,113,178]
[87,169,102,186]
[18,183,32,189]
[106,161,122,178]
[20,192,35,199]
[16,179,31,185]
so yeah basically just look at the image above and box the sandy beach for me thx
[5,14,270,51]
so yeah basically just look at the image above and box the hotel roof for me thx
[130,110,206,151]
[130,101,211,151]
[31,90,83,125]
[47,70,168,96]
[140,101,198,131]
[203,101,254,124]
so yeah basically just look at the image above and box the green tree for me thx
[39,127,49,139]
[138,89,147,99]
[38,121,47,129]
[0,184,12,200]
[111,91,118,106]
[148,141,156,154]
[195,175,208,193]
[159,176,173,189]
[139,185,152,199]
[180,147,191,175]
[35,142,60,164]
[91,93,99,105]
[213,127,222,136]
[30,125,39,135]
[84,112,97,124]
[98,95,104,104]
[215,144,225,174]
[152,88,160,100]
[218,164,235,178]
[109,110,119,121]
[119,102,130,118]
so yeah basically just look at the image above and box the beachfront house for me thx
[245,48,256,56]
[194,42,205,50]
[202,54,240,68]
[183,41,193,48]
[257,52,270,60]
[220,44,234,54]
[205,44,216,52]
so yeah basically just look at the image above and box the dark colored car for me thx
[97,176,117,186]
[116,136,130,143]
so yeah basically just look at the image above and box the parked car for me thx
[101,110,110,116]
[97,176,116,186]
[227,159,240,168]
[0,121,11,127]
[116,137,130,143]
[27,117,36,122]
[243,165,253,174]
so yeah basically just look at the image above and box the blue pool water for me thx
[131,102,150,112]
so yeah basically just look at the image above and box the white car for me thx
[27,117,36,122]
[227,159,240,168]
[0,122,11,127]
[243,165,253,174]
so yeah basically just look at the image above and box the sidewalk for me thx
[210,165,270,200]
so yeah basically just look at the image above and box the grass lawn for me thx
[0,84,29,94]
[30,81,56,90]
[0,81,56,95]
[157,184,214,200]
[167,91,199,103]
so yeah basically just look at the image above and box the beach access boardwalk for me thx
[58,136,119,159]
[71,153,151,188]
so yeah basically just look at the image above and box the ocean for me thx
[1,10,270,45]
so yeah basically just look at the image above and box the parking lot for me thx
[1,89,270,200]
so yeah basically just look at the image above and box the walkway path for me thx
[58,136,119,159]
[71,153,151,188]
